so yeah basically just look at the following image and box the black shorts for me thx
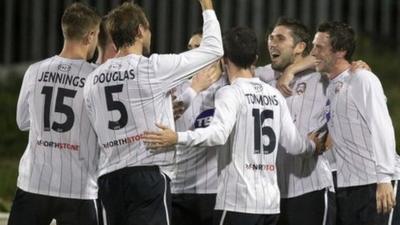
[98,166,171,225]
[171,193,216,225]
[213,210,279,225]
[277,188,336,225]
[332,171,338,190]
[8,188,100,225]
[336,183,390,225]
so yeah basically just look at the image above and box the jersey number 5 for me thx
[41,86,77,132]
[252,108,276,154]
[105,84,128,130]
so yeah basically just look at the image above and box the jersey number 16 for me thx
[252,108,276,154]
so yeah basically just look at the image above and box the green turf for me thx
[0,158,18,212]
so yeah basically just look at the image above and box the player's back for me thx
[84,8,223,177]
[216,77,286,214]
[215,77,315,214]
[16,56,98,199]
[85,52,224,177]
[84,55,175,176]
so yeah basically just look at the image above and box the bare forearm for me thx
[199,0,214,10]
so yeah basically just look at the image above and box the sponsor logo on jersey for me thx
[295,82,306,95]
[37,139,79,151]
[194,108,215,128]
[57,64,72,72]
[245,163,275,171]
[252,83,263,93]
[102,133,144,149]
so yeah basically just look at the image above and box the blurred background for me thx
[0,0,399,214]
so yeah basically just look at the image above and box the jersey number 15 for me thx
[41,86,76,132]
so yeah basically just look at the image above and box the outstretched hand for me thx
[143,123,178,152]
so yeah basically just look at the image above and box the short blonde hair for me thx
[61,3,101,40]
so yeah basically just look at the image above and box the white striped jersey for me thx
[326,69,396,187]
[16,56,99,199]
[255,65,333,198]
[83,10,223,178]
[177,77,315,214]
[323,148,337,172]
[171,76,228,194]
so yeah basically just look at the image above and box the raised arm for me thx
[155,0,223,90]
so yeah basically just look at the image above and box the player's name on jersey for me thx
[38,71,85,88]
[245,93,278,106]
[93,69,135,84]
[245,163,276,171]
[102,133,144,149]
[36,139,79,151]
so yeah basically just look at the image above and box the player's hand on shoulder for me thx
[191,62,221,93]
[350,60,371,73]
[278,56,318,97]
[143,123,178,152]
[376,182,396,214]
[276,73,294,97]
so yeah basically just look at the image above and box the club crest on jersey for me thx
[57,64,71,72]
[325,99,331,122]
[109,63,122,70]
[252,83,263,93]
[295,82,306,95]
[335,81,343,93]
[194,108,215,128]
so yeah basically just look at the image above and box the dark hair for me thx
[106,2,149,50]
[273,17,312,56]
[223,27,257,69]
[317,21,356,61]
[61,3,101,40]
[98,16,112,51]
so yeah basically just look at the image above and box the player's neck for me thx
[96,48,104,65]
[116,44,143,57]
[227,65,253,83]
[59,41,88,60]
[328,59,351,80]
